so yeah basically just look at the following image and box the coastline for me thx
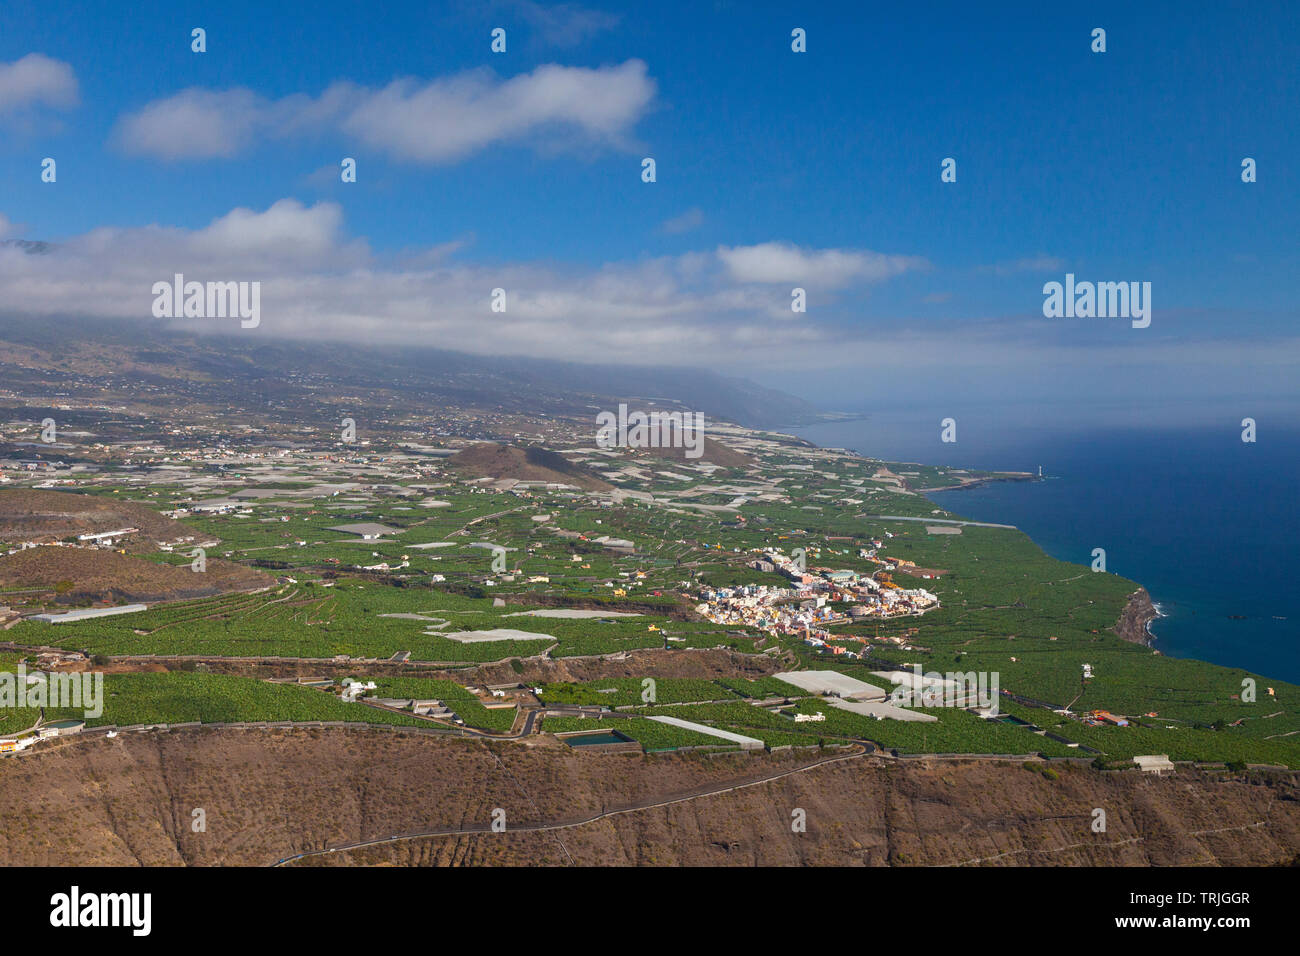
[780,428,1173,659]
[918,472,1036,493]
[1113,587,1159,648]
[919,472,1157,645]
[916,468,1159,648]
[796,437,1151,643]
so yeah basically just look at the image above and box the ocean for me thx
[791,414,1300,684]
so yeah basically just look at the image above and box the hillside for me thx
[0,547,268,604]
[0,488,193,550]
[2,729,1296,866]
[627,436,755,469]
[448,443,614,491]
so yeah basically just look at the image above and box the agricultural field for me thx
[17,582,708,661]
[5,668,429,730]
[2,425,1296,769]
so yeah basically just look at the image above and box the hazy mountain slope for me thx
[0,315,822,430]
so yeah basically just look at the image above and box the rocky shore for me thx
[1114,586,1159,646]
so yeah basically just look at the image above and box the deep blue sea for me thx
[791,414,1300,684]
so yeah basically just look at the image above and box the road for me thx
[271,744,868,866]
[449,507,524,536]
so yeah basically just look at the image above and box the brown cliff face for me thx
[2,729,1297,867]
[1114,587,1158,647]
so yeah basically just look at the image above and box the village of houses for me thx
[695,538,941,659]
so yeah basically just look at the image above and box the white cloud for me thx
[190,200,346,260]
[0,53,78,119]
[0,201,932,367]
[717,241,927,288]
[114,88,268,159]
[659,207,704,235]
[506,0,620,46]
[113,61,656,163]
[12,198,1277,397]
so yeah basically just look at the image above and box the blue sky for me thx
[1,0,1296,418]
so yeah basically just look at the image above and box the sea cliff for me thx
[1114,587,1159,647]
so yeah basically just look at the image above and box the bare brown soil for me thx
[0,547,269,605]
[448,443,613,491]
[2,728,1296,867]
